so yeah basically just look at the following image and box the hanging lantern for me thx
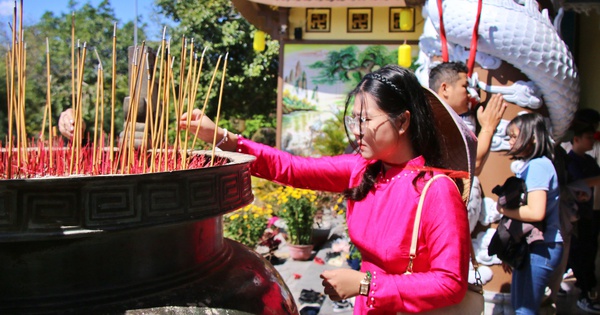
[253,30,266,52]
[399,8,414,31]
[398,43,412,68]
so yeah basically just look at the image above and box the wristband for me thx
[216,128,228,147]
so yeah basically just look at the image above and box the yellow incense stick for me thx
[110,22,117,171]
[210,52,228,167]
[191,55,221,151]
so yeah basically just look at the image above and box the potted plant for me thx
[223,203,272,248]
[273,186,318,260]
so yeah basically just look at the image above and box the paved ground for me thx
[273,210,353,314]
[271,210,589,315]
[274,246,353,314]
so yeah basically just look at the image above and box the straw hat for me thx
[421,86,477,202]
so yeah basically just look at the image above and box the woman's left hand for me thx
[320,269,365,301]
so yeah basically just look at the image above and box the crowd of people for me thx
[58,61,600,314]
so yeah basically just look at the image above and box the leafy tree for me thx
[1,0,148,139]
[155,0,279,133]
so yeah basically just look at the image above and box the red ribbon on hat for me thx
[415,166,470,179]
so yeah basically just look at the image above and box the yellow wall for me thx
[577,11,600,112]
[288,7,424,41]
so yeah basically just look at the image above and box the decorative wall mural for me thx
[281,44,399,156]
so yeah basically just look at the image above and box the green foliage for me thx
[223,178,346,248]
[348,242,362,269]
[243,115,276,139]
[223,203,272,248]
[269,186,317,245]
[313,110,348,156]
[155,0,279,122]
[218,114,276,140]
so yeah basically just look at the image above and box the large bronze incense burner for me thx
[0,151,297,314]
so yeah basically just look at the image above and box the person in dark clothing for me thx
[567,122,600,314]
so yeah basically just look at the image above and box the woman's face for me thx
[508,124,530,158]
[507,125,519,149]
[350,93,403,161]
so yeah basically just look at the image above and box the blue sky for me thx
[0,0,166,40]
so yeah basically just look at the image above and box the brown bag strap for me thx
[405,174,482,287]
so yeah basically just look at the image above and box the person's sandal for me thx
[299,289,322,304]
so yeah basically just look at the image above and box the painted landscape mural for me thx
[281,44,399,156]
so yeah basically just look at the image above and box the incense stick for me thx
[210,52,228,167]
[93,48,103,174]
[110,22,117,171]
[191,54,221,151]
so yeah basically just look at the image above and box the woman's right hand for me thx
[179,109,238,151]
[320,269,364,301]
[58,108,86,140]
[179,109,217,144]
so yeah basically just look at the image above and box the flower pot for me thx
[288,244,314,261]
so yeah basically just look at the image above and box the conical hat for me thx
[422,86,477,202]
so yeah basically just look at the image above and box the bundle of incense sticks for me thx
[2,1,230,179]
